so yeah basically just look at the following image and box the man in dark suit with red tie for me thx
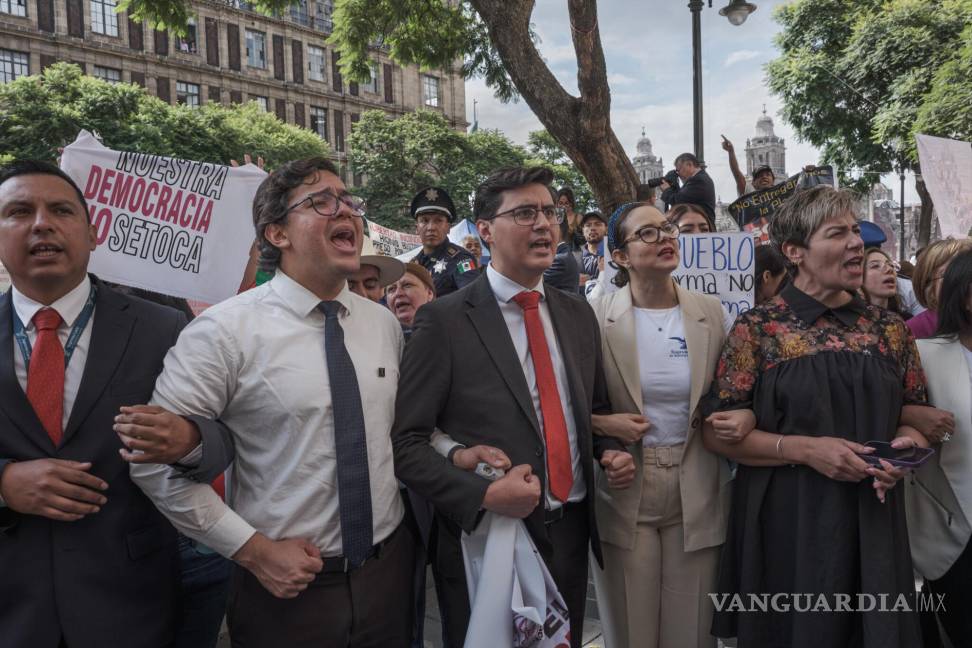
[0,161,186,648]
[392,166,636,648]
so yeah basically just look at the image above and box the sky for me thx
[463,0,918,205]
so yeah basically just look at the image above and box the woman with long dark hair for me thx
[905,247,972,647]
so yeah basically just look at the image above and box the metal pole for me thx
[689,0,704,165]
[899,170,906,261]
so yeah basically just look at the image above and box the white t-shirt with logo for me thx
[634,306,692,447]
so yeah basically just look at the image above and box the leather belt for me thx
[544,501,583,526]
[315,524,401,578]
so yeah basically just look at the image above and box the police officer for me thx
[409,186,479,297]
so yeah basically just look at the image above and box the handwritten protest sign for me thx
[596,232,755,317]
[916,134,972,239]
[728,166,834,244]
[367,220,422,257]
[60,131,265,304]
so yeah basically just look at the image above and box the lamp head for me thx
[719,0,757,25]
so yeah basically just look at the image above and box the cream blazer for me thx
[904,337,972,580]
[589,282,732,552]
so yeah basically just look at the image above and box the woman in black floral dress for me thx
[701,186,930,648]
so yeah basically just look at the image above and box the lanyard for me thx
[13,284,97,369]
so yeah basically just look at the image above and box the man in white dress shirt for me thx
[130,157,415,646]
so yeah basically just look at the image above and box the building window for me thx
[0,0,27,17]
[289,0,308,26]
[366,62,379,94]
[422,75,440,108]
[93,65,121,83]
[90,0,119,36]
[309,106,327,140]
[177,18,198,54]
[245,30,267,68]
[0,49,28,83]
[252,95,268,111]
[314,0,333,32]
[176,81,200,108]
[307,45,325,82]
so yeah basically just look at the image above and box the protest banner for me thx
[728,165,834,244]
[367,220,422,257]
[60,131,265,304]
[596,232,756,318]
[916,134,972,239]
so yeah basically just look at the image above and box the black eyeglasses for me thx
[490,205,566,226]
[286,189,366,218]
[623,222,680,246]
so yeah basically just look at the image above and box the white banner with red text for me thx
[60,130,265,304]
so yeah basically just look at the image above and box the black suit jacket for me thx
[391,273,622,566]
[0,277,185,648]
[662,168,717,223]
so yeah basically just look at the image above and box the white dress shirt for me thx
[12,274,94,432]
[129,270,405,559]
[486,265,585,507]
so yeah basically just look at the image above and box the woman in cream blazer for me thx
[905,248,972,646]
[589,203,737,648]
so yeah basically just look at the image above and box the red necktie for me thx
[512,290,573,502]
[26,308,65,446]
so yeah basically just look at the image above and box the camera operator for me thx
[659,153,716,225]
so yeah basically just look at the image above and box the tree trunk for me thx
[469,0,638,214]
[914,167,934,249]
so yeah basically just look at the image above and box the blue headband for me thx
[606,202,642,253]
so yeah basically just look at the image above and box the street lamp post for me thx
[899,167,906,261]
[687,0,757,165]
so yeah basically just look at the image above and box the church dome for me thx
[755,109,775,138]
[636,128,654,156]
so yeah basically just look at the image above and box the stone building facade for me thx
[0,0,466,180]
[744,107,786,179]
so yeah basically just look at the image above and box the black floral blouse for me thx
[703,282,927,648]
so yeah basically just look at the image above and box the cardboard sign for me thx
[60,131,265,304]
[596,232,756,317]
[916,134,972,239]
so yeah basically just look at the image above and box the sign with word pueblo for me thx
[598,232,756,317]
[61,131,265,303]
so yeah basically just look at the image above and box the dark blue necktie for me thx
[319,301,373,567]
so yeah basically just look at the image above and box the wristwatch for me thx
[447,444,466,466]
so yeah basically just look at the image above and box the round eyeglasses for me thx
[623,222,680,246]
[286,189,366,218]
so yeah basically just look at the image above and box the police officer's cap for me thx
[411,187,457,223]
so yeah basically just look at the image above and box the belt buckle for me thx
[656,447,672,467]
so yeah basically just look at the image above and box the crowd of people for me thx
[0,149,969,648]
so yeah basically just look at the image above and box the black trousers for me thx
[435,501,591,648]
[226,523,415,648]
[927,537,972,648]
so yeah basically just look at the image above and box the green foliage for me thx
[767,0,972,190]
[524,130,596,213]
[915,17,972,138]
[0,63,329,168]
[347,109,526,230]
[329,0,518,102]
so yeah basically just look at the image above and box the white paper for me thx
[916,134,972,239]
